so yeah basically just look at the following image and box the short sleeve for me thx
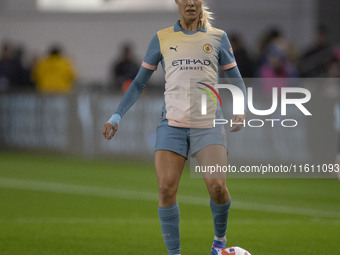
[218,32,237,70]
[142,34,162,71]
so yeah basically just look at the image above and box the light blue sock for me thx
[158,203,181,255]
[210,198,231,239]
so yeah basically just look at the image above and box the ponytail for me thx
[198,2,214,28]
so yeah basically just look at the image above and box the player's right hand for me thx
[103,113,121,141]
[102,122,118,141]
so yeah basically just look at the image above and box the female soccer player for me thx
[102,0,246,254]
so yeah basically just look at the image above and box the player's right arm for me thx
[103,34,161,141]
[102,66,154,140]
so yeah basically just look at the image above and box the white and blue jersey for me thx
[109,21,246,157]
[141,21,237,128]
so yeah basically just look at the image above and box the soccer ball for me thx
[222,246,251,255]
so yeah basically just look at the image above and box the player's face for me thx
[175,0,203,24]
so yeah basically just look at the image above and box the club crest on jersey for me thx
[203,43,213,53]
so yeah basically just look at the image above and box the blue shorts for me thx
[155,117,227,159]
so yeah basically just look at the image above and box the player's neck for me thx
[179,19,199,31]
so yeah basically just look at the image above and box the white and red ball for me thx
[222,246,251,255]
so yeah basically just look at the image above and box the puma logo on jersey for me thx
[170,46,178,52]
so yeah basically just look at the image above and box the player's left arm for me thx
[223,66,246,132]
[219,32,247,132]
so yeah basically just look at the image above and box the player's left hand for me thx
[230,113,246,132]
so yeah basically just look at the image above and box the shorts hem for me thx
[154,148,188,159]
[190,142,227,158]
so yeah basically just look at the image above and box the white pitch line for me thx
[2,217,338,225]
[0,177,339,219]
[2,217,160,224]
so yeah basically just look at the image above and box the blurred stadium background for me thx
[0,0,340,254]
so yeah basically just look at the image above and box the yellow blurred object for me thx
[33,55,76,94]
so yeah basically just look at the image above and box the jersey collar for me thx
[174,20,207,34]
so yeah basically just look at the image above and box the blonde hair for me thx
[198,2,214,28]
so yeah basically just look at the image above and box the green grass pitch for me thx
[0,152,339,255]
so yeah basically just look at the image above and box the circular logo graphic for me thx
[203,43,213,53]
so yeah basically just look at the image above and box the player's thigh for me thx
[196,144,228,191]
[155,150,186,188]
[196,144,227,178]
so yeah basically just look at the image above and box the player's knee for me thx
[209,182,227,198]
[158,183,178,200]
